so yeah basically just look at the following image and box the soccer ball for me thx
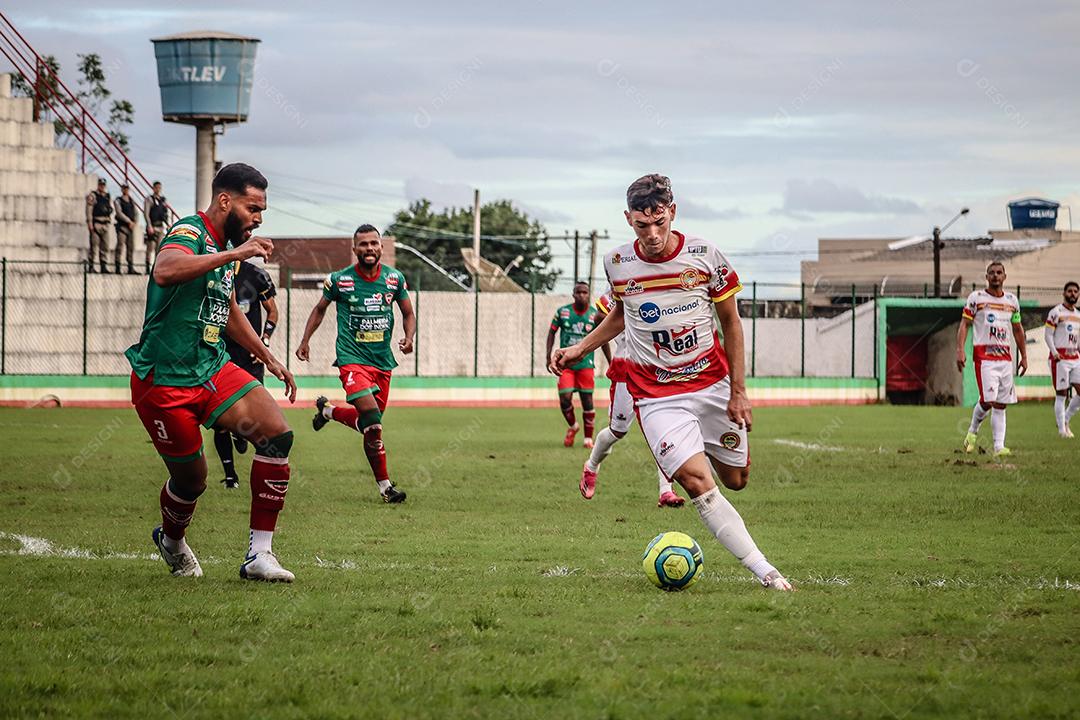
[642,531,703,591]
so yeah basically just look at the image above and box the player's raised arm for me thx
[397,295,416,354]
[153,235,272,287]
[550,301,624,374]
[714,294,752,431]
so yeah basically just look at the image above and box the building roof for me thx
[151,31,261,42]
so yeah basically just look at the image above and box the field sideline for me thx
[1,403,1078,719]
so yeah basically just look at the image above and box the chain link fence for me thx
[0,258,1063,379]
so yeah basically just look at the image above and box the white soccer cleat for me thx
[762,570,794,592]
[1065,426,1075,439]
[240,551,295,583]
[152,526,203,577]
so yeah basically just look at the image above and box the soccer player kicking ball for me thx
[581,289,685,507]
[545,282,610,448]
[296,224,414,503]
[127,163,299,582]
[1044,281,1080,437]
[957,261,1028,456]
[551,174,792,591]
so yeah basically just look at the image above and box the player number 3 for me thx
[153,419,169,441]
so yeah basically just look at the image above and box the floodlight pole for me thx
[932,207,969,297]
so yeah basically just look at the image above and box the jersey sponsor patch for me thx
[167,224,201,241]
[623,279,644,296]
[203,325,221,344]
[654,355,711,383]
[356,330,385,343]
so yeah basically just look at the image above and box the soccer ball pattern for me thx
[642,531,703,591]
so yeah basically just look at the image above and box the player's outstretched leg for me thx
[675,454,792,591]
[964,402,990,452]
[560,393,579,447]
[350,395,406,503]
[217,388,295,582]
[213,427,240,489]
[657,468,684,508]
[581,427,623,499]
[153,458,207,578]
[991,405,1010,456]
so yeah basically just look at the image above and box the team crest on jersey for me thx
[623,279,644,296]
[680,268,706,289]
[384,292,394,305]
[719,432,741,450]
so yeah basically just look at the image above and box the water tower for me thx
[151,31,260,210]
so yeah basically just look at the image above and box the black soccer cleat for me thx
[312,396,330,431]
[381,484,407,504]
[222,475,240,490]
[232,434,249,454]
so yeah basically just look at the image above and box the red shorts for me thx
[558,367,595,394]
[339,363,392,412]
[131,361,260,462]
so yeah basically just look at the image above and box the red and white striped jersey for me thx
[961,289,1020,361]
[604,231,741,399]
[1045,303,1080,359]
[595,290,628,382]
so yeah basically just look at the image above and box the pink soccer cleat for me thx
[564,424,579,447]
[580,462,597,500]
[657,490,685,508]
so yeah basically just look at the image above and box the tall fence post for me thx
[473,282,479,378]
[82,260,88,375]
[872,285,879,385]
[750,281,757,378]
[1,257,6,375]
[851,283,857,378]
[800,281,806,378]
[285,268,292,371]
[530,282,536,377]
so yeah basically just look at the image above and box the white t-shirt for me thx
[1045,303,1080,360]
[962,289,1020,361]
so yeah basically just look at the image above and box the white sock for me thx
[1067,396,1080,423]
[162,533,189,554]
[322,403,334,420]
[1055,396,1067,432]
[991,408,1007,451]
[377,479,392,493]
[692,487,776,582]
[585,428,620,472]
[249,529,273,555]
[969,403,989,434]
[657,468,673,496]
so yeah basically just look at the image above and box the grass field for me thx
[1,402,1078,719]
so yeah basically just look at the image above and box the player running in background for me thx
[551,174,792,591]
[127,163,298,582]
[1044,281,1080,437]
[546,282,610,448]
[296,224,415,503]
[957,261,1028,456]
[580,288,685,507]
[213,256,279,488]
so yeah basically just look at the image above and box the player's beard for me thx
[223,210,256,245]
[357,249,380,271]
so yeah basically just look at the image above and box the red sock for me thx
[561,404,577,427]
[160,482,197,540]
[250,455,289,532]
[332,405,360,431]
[363,426,389,482]
[583,410,596,439]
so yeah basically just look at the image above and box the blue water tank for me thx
[151,31,260,123]
[1008,198,1059,230]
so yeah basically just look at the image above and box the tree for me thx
[387,199,560,292]
[11,52,134,152]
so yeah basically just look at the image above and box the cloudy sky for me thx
[9,1,1079,291]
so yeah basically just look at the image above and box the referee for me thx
[214,256,279,488]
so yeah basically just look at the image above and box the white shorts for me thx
[636,378,748,478]
[1051,357,1080,391]
[975,359,1016,404]
[608,381,635,435]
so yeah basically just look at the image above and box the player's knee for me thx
[559,396,573,410]
[611,429,626,439]
[359,408,383,433]
[719,467,749,491]
[256,430,293,459]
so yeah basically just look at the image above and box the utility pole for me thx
[932,225,942,298]
[587,230,599,293]
[472,188,480,292]
[573,230,580,282]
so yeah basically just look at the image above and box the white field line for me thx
[772,438,844,452]
[3,531,1078,592]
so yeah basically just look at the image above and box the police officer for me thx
[142,180,168,274]
[85,178,112,273]
[113,183,139,275]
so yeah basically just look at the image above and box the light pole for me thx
[933,207,970,297]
